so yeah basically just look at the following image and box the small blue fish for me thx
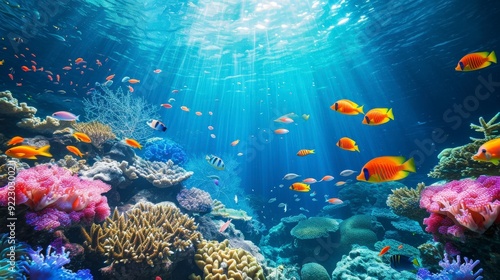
[147,119,167,132]
[206,154,225,170]
[213,179,219,186]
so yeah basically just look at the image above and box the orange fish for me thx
[124,138,142,149]
[127,85,134,93]
[337,137,359,152]
[289,182,310,192]
[195,111,202,116]
[106,74,115,81]
[16,83,22,87]
[319,175,334,182]
[75,57,83,64]
[21,66,30,72]
[128,79,140,84]
[73,132,91,143]
[153,69,162,73]
[302,178,317,184]
[5,145,52,159]
[31,65,36,72]
[231,139,240,146]
[378,245,390,256]
[219,219,232,233]
[326,198,343,204]
[356,156,416,183]
[297,149,315,156]
[274,128,289,134]
[8,74,13,80]
[66,145,83,157]
[455,51,496,71]
[161,103,172,109]
[330,99,364,115]
[7,136,24,146]
[472,138,500,165]
[362,108,394,125]
[181,106,190,112]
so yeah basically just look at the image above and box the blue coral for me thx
[0,233,29,280]
[25,245,92,280]
[143,138,188,166]
[417,253,483,280]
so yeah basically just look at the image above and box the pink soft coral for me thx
[420,176,500,239]
[0,164,111,230]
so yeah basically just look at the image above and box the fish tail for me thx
[310,149,315,154]
[358,105,364,114]
[37,145,53,158]
[355,145,360,152]
[403,157,416,173]
[488,51,497,63]
[387,108,394,120]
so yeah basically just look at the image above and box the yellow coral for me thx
[386,183,427,222]
[193,240,265,280]
[73,121,116,149]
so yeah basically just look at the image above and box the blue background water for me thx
[1,0,499,225]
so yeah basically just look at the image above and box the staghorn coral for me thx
[191,239,265,280]
[176,187,212,213]
[0,90,36,118]
[81,202,202,279]
[386,182,428,222]
[290,217,339,240]
[470,112,500,140]
[211,199,252,221]
[134,157,193,188]
[73,121,117,149]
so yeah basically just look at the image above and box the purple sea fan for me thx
[176,187,212,213]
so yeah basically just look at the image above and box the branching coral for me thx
[81,202,202,278]
[73,121,117,149]
[387,182,428,222]
[417,253,483,280]
[191,239,265,280]
[0,164,111,230]
[420,176,500,238]
[470,112,500,140]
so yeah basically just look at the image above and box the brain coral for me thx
[290,217,340,240]
[301,262,331,280]
[176,187,212,213]
[81,202,202,278]
[191,239,265,280]
[340,215,378,250]
[143,138,188,166]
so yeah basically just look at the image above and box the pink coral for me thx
[0,164,111,230]
[420,176,500,238]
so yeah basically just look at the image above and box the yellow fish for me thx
[5,145,52,159]
[289,182,311,192]
[0,59,4,66]
[356,156,415,183]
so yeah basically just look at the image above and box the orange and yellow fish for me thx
[326,197,343,204]
[455,51,496,72]
[337,137,359,152]
[73,132,91,143]
[472,138,500,165]
[297,149,314,156]
[330,99,364,115]
[356,156,415,183]
[106,74,115,81]
[378,245,391,256]
[289,182,311,192]
[181,106,190,112]
[319,175,334,182]
[274,128,289,134]
[231,139,240,146]
[124,138,142,149]
[7,136,24,146]
[66,145,83,157]
[362,108,394,125]
[5,145,52,159]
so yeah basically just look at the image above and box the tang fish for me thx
[330,99,364,115]
[362,108,394,125]
[6,145,52,159]
[147,119,167,132]
[337,137,359,152]
[356,156,416,183]
[472,138,500,165]
[206,154,225,170]
[455,51,496,72]
[289,182,310,192]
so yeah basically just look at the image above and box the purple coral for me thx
[176,187,212,213]
[417,253,483,280]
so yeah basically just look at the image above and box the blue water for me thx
[1,0,500,275]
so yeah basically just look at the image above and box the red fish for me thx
[106,74,115,80]
[219,219,232,233]
[31,65,36,72]
[8,74,13,80]
[378,245,390,256]
[455,51,496,72]
[127,85,134,93]
[161,103,172,109]
[21,66,30,72]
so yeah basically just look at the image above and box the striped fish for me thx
[206,154,225,170]
[297,149,315,156]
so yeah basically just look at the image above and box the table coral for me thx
[0,164,111,231]
[190,239,265,280]
[81,202,202,278]
[420,176,500,238]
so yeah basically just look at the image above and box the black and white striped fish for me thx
[206,154,225,170]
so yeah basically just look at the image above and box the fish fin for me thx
[26,156,38,159]
[355,145,360,152]
[488,51,497,63]
[387,108,394,120]
[37,145,53,158]
[492,159,499,165]
[310,149,315,154]
[403,157,416,173]
[358,105,364,114]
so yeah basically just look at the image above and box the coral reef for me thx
[81,202,202,279]
[374,239,419,261]
[79,157,137,189]
[470,112,500,140]
[417,253,483,280]
[338,181,401,215]
[143,138,188,166]
[0,155,29,186]
[331,245,415,279]
[420,176,500,238]
[53,155,89,175]
[134,157,193,188]
[387,182,427,222]
[24,245,92,280]
[339,215,379,251]
[301,262,330,280]
[191,239,265,280]
[0,90,36,118]
[17,116,75,135]
[0,164,111,231]
[418,242,444,272]
[72,121,117,149]
[0,233,29,280]
[176,187,212,213]
[211,199,252,221]
[290,217,340,240]
[82,86,159,142]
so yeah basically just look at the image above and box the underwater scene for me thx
[0,0,499,279]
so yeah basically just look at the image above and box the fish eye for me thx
[482,149,487,154]
[335,103,338,111]
[364,116,370,124]
[459,61,465,70]
[362,168,370,180]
